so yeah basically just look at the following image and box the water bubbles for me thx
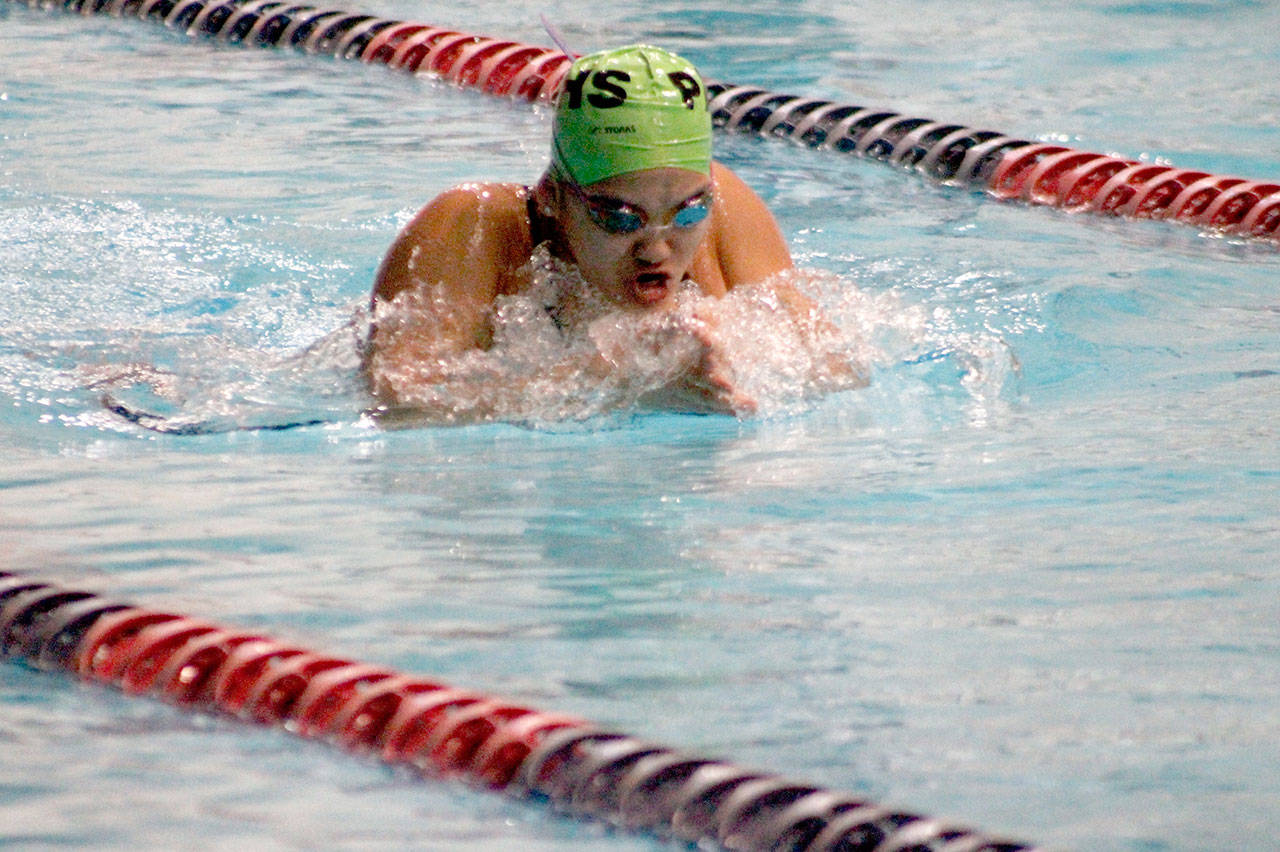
[367,250,887,426]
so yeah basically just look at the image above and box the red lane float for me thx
[0,571,1042,851]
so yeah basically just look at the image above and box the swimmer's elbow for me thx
[362,326,451,405]
[362,346,413,406]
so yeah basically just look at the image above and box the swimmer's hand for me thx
[588,302,759,417]
[628,280,866,417]
[767,279,868,395]
[655,305,760,416]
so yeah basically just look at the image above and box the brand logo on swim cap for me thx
[561,69,704,111]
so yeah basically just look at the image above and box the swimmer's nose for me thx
[632,229,674,264]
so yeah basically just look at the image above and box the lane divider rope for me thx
[1,571,1043,851]
[15,0,1280,243]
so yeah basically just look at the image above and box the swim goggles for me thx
[563,182,713,236]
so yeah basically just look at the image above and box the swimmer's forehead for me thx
[580,175,713,208]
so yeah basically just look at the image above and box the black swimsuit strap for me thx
[526,189,555,248]
[524,188,568,332]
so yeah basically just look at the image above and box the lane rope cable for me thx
[12,0,1280,244]
[1,571,1045,851]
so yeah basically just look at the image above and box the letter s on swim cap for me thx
[551,45,712,187]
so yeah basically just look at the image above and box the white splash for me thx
[367,247,879,426]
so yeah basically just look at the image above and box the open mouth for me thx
[630,271,671,305]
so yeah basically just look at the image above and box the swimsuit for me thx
[526,190,555,248]
[524,189,567,332]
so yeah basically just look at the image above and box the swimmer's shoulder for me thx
[707,161,793,288]
[709,162,767,218]
[375,183,532,303]
[414,182,530,238]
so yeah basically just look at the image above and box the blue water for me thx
[2,1,1279,850]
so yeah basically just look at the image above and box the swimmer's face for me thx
[551,167,713,309]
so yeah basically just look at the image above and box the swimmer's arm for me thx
[707,163,838,339]
[371,186,508,348]
[709,162,794,288]
[685,165,864,407]
[366,186,521,407]
[367,187,624,417]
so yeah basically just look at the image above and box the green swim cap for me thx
[551,44,712,187]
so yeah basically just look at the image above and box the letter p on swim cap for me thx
[551,44,712,187]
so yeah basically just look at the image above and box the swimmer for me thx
[365,44,862,420]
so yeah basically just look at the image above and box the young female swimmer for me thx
[364,44,863,420]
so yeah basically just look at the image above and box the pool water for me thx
[2,1,1278,850]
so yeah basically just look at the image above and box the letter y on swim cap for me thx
[551,45,712,187]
